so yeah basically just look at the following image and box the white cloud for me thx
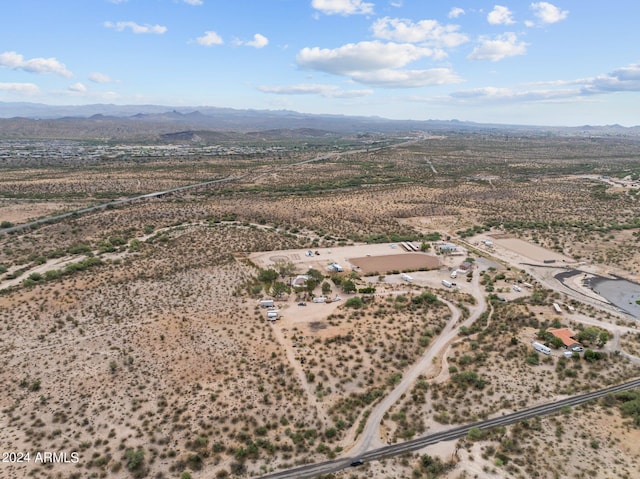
[183,0,203,5]
[258,83,373,98]
[104,21,167,34]
[297,41,462,88]
[437,63,640,107]
[371,17,468,48]
[450,86,577,102]
[530,2,568,24]
[449,7,465,19]
[196,31,223,46]
[390,1,403,7]
[349,68,462,88]
[582,64,640,94]
[236,33,269,49]
[297,41,439,75]
[311,0,374,16]
[89,72,116,83]
[0,82,40,94]
[468,33,527,61]
[0,51,72,77]
[68,82,87,92]
[487,5,515,25]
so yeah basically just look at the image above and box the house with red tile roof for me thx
[547,328,582,350]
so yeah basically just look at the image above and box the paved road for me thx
[0,136,421,236]
[257,377,640,479]
[0,175,245,235]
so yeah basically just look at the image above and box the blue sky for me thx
[0,0,639,126]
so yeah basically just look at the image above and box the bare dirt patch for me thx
[0,200,91,223]
[490,236,574,263]
[349,253,440,275]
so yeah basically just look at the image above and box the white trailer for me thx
[441,280,453,288]
[267,310,278,321]
[512,285,522,292]
[533,342,551,355]
[552,303,562,314]
[400,273,413,283]
[313,296,327,303]
[260,299,274,308]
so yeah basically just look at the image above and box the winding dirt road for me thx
[346,269,487,456]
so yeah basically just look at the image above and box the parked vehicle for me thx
[533,342,551,355]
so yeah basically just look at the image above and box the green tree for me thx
[577,326,599,345]
[306,268,324,283]
[257,268,278,283]
[584,349,604,363]
[125,448,145,476]
[598,330,609,347]
[345,296,364,309]
[305,278,317,294]
[551,336,564,349]
[321,281,332,295]
[342,279,356,293]
[275,260,296,278]
[467,427,486,441]
[129,239,141,252]
[272,281,291,297]
[412,291,439,306]
[44,269,62,281]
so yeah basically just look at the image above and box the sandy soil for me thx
[349,253,439,275]
[249,242,416,273]
[0,200,90,224]
[489,235,575,263]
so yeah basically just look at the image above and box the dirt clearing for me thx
[349,253,440,275]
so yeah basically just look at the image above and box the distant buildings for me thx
[437,242,466,256]
[438,243,458,253]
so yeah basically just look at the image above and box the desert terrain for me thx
[1,131,640,479]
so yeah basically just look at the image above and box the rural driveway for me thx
[345,270,487,456]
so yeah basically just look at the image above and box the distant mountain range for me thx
[0,101,638,141]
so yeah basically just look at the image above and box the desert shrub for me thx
[345,296,363,309]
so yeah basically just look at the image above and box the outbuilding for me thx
[458,261,473,272]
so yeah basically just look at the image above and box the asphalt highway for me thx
[0,175,244,236]
[258,377,640,479]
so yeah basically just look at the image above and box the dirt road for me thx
[345,270,487,456]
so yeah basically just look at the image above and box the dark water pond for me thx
[588,276,640,318]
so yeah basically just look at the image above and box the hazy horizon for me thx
[1,1,639,126]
